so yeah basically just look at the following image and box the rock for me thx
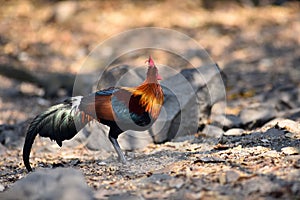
[242,176,281,196]
[195,156,225,163]
[220,170,242,184]
[239,104,276,128]
[143,173,172,183]
[171,135,195,143]
[0,168,92,200]
[279,107,300,120]
[183,192,204,200]
[0,128,25,148]
[202,125,224,138]
[84,123,112,151]
[281,147,300,155]
[151,66,200,142]
[168,178,184,189]
[294,158,300,168]
[118,130,154,150]
[277,119,300,136]
[291,182,300,197]
[263,85,300,111]
[0,143,7,155]
[181,64,226,125]
[263,118,300,139]
[53,1,78,23]
[0,129,21,147]
[211,114,242,129]
[98,65,144,89]
[261,150,279,158]
[225,170,241,183]
[224,128,245,136]
[0,184,4,192]
[147,64,225,142]
[262,118,286,129]
[63,129,89,148]
[108,193,144,200]
[0,121,28,148]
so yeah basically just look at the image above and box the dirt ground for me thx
[0,1,300,199]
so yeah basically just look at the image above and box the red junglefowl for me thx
[23,56,164,172]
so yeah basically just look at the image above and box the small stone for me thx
[0,184,4,192]
[84,123,112,151]
[97,161,107,166]
[143,173,172,184]
[239,105,276,128]
[262,150,279,158]
[225,170,240,183]
[224,128,244,136]
[294,159,300,168]
[108,193,144,200]
[259,58,273,69]
[285,132,296,139]
[242,176,280,195]
[263,118,300,139]
[0,143,7,155]
[37,98,50,106]
[225,170,241,183]
[278,119,300,138]
[202,125,224,138]
[54,1,78,23]
[0,129,24,148]
[278,119,298,129]
[168,178,184,189]
[260,139,270,143]
[291,182,300,196]
[17,51,29,62]
[184,191,204,200]
[195,156,225,163]
[219,170,245,185]
[263,118,284,129]
[281,147,300,155]
[211,114,242,129]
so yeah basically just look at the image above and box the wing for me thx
[79,87,119,121]
[111,88,152,128]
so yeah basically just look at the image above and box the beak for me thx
[157,73,162,80]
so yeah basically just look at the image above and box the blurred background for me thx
[1,1,300,197]
[0,0,299,124]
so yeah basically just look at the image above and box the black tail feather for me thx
[22,97,90,172]
[23,123,38,172]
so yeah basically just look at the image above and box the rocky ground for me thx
[0,1,300,199]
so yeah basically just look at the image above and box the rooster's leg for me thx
[109,135,126,164]
[108,125,126,163]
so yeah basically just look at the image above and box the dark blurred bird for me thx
[23,56,164,172]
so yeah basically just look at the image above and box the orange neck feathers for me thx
[126,57,164,119]
[133,82,163,119]
[136,57,163,119]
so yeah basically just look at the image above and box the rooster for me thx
[23,56,164,172]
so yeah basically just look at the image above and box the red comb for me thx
[147,56,155,67]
